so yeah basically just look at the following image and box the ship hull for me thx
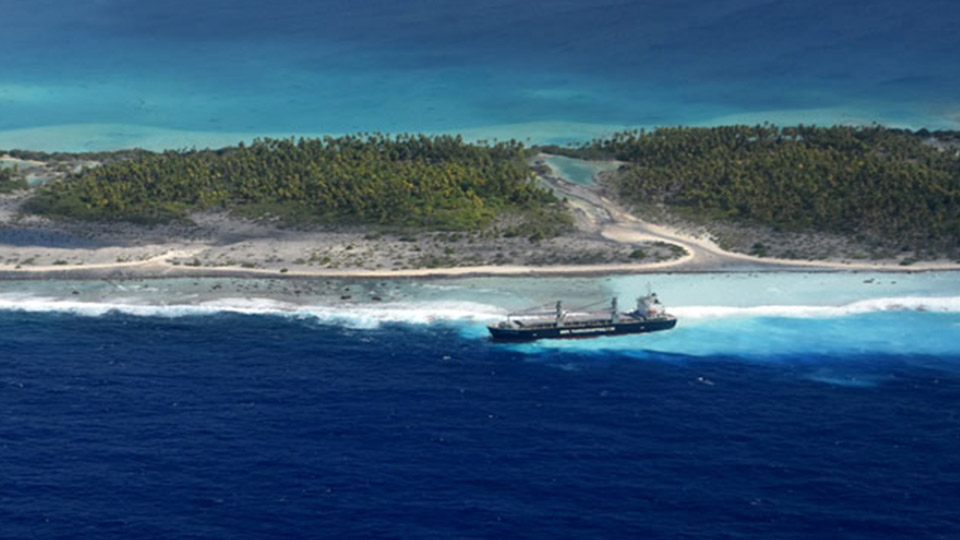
[488,317,677,342]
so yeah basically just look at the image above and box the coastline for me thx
[0,244,956,283]
[2,154,958,282]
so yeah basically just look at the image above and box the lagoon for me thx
[2,0,958,151]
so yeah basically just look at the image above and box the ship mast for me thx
[555,301,564,328]
[611,297,619,324]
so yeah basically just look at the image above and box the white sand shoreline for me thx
[0,244,956,282]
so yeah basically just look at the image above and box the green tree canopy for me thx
[24,134,569,233]
[549,125,960,253]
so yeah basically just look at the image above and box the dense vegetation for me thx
[0,166,29,193]
[24,135,570,234]
[546,125,960,254]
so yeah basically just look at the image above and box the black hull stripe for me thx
[488,319,677,342]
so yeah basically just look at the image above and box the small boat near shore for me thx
[488,292,677,342]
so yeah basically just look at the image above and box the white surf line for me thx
[0,295,508,325]
[671,296,960,320]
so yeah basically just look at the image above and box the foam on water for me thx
[2,289,958,361]
[2,292,956,321]
[672,296,960,320]
[0,294,506,329]
[501,294,960,361]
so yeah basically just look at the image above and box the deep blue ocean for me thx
[2,302,960,538]
[1,0,959,150]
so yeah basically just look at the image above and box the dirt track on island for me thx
[537,160,959,273]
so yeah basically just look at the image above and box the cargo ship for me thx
[488,292,677,342]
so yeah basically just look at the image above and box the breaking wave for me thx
[672,296,960,320]
[0,295,506,329]
[0,294,957,328]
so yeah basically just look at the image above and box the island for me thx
[0,126,957,280]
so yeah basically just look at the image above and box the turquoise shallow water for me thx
[0,272,957,360]
[1,0,958,151]
[541,155,620,185]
